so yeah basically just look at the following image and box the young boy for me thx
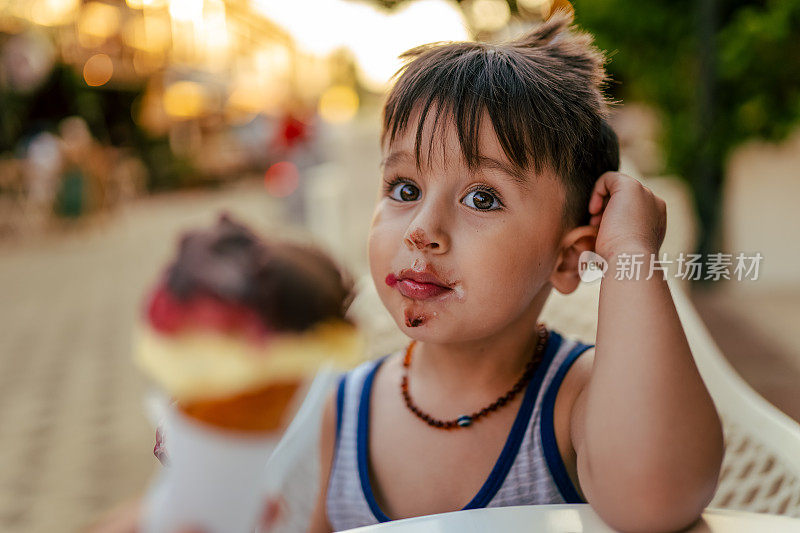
[309,11,724,533]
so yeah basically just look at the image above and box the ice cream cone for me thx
[136,214,363,533]
[177,380,302,433]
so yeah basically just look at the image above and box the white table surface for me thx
[342,504,800,532]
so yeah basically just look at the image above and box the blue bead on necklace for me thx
[457,415,473,427]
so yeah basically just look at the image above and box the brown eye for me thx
[463,189,500,211]
[401,185,418,201]
[473,191,493,209]
[390,182,420,202]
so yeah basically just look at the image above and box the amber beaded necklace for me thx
[400,323,549,429]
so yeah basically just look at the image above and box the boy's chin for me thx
[394,309,455,342]
[398,324,448,344]
[400,307,436,330]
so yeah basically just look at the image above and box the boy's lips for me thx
[385,267,455,301]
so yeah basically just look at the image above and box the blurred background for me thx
[0,0,798,531]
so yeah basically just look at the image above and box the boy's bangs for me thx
[382,49,557,179]
[380,12,619,227]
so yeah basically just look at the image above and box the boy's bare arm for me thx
[570,172,724,533]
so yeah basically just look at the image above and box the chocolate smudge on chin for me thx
[404,309,425,327]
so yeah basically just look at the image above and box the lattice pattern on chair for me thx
[667,278,800,519]
[710,415,800,518]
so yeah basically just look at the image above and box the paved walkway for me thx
[0,181,287,533]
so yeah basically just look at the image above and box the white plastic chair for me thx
[668,279,800,517]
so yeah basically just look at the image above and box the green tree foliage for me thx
[570,0,800,258]
[716,1,800,144]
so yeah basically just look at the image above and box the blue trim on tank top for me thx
[334,373,347,449]
[540,341,594,504]
[357,330,564,523]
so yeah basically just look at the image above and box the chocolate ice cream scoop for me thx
[164,212,353,333]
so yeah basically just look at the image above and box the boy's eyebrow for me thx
[475,155,530,188]
[381,150,530,189]
[380,150,414,170]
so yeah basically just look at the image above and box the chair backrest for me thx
[667,278,800,517]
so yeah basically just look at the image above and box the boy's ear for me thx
[549,225,598,295]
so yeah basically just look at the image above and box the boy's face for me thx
[368,109,570,344]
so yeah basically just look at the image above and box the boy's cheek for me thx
[369,203,385,227]
[369,201,402,229]
[367,222,406,264]
[367,234,394,292]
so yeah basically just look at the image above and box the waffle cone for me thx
[177,380,302,433]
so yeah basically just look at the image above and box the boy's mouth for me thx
[385,267,454,301]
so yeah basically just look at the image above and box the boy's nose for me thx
[404,227,447,252]
[403,194,450,252]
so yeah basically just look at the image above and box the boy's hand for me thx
[587,171,667,260]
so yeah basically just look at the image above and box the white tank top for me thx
[326,329,593,531]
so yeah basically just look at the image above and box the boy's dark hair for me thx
[382,10,620,228]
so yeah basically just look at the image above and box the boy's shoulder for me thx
[554,333,595,394]
[338,349,403,388]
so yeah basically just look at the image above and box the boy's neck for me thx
[411,290,551,395]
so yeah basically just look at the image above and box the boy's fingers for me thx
[589,172,615,214]
[588,188,603,214]
[588,189,610,219]
[589,171,635,215]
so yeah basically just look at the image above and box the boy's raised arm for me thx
[570,172,724,533]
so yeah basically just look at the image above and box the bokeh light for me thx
[123,14,172,54]
[126,0,169,8]
[518,0,551,10]
[0,31,55,92]
[163,81,206,119]
[468,0,511,32]
[318,85,360,124]
[264,161,300,198]
[202,0,230,69]
[132,50,165,76]
[168,0,204,24]
[77,2,121,48]
[82,53,114,87]
[28,0,80,27]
